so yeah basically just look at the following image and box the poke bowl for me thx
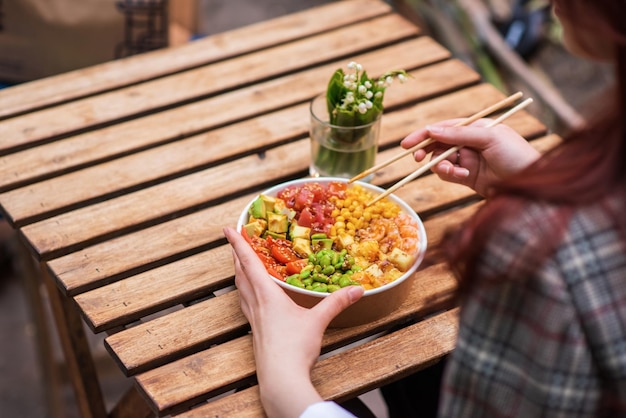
[236,177,427,327]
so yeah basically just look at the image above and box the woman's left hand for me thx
[223,227,364,418]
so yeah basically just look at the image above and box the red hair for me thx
[444,1,626,295]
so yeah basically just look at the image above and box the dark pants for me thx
[380,356,447,418]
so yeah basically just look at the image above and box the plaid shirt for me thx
[440,196,626,417]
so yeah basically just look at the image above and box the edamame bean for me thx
[285,247,364,294]
[312,283,328,293]
[312,274,329,284]
[339,276,353,288]
[287,276,305,288]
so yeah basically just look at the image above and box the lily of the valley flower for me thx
[326,61,409,128]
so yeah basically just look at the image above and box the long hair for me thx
[444,0,626,296]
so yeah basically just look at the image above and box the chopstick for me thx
[348,91,524,183]
[366,97,534,206]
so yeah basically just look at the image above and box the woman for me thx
[223,0,626,416]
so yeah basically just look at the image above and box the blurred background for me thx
[0,0,613,417]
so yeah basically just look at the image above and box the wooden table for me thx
[0,1,558,416]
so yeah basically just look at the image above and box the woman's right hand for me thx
[223,227,364,418]
[401,119,541,196]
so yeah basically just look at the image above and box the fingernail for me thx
[426,125,443,134]
[348,286,364,302]
[454,168,470,178]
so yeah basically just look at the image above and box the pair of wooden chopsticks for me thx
[354,92,533,206]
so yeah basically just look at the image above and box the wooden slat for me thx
[0,36,449,193]
[46,193,251,295]
[141,308,459,417]
[0,0,393,120]
[75,245,234,333]
[0,14,419,154]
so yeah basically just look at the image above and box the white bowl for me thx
[236,177,427,327]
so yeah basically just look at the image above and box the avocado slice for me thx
[312,238,334,252]
[289,223,311,240]
[249,196,266,219]
[267,212,288,234]
[292,237,312,257]
[244,219,267,237]
[260,194,276,212]
[264,231,287,240]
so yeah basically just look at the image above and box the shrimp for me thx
[396,213,419,254]
[356,214,420,257]
[379,219,400,254]
[358,218,402,254]
[399,238,418,254]
[357,217,387,241]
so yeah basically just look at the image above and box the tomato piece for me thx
[271,245,300,264]
[254,248,274,264]
[253,248,287,280]
[240,227,253,244]
[266,236,291,248]
[241,229,288,280]
[286,258,309,275]
[267,265,287,281]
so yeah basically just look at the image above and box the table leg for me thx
[40,265,108,418]
[15,240,66,418]
[110,385,155,418]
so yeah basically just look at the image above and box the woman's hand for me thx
[401,119,541,196]
[223,227,364,418]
